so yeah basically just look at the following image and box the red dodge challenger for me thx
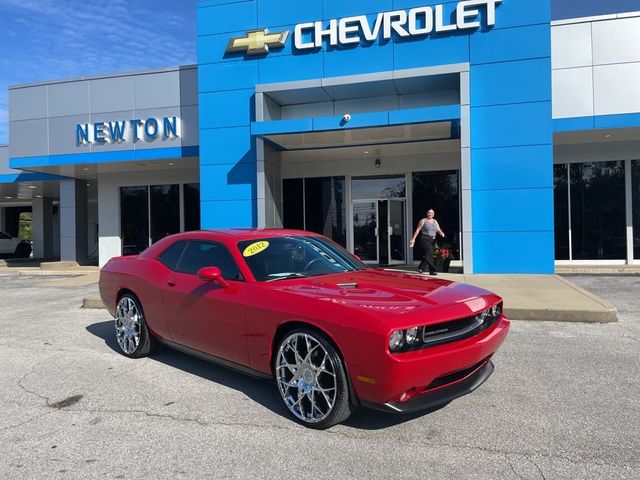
[99,229,510,429]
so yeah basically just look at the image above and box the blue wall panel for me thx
[471,101,552,149]
[323,0,392,19]
[471,58,552,107]
[324,42,394,78]
[201,200,257,229]
[200,163,256,201]
[393,31,470,71]
[197,1,257,35]
[199,61,259,92]
[472,231,555,274]
[471,145,553,190]
[199,90,254,129]
[472,188,555,232]
[258,52,324,84]
[259,1,322,26]
[470,24,551,65]
[200,127,254,165]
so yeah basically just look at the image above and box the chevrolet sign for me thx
[226,0,501,55]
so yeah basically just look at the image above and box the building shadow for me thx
[86,320,445,430]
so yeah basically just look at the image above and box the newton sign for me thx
[76,117,180,145]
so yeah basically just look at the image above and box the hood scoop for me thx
[337,282,358,289]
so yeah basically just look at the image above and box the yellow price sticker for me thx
[243,241,270,257]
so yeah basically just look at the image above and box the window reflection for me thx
[120,186,149,255]
[554,164,569,260]
[570,161,626,260]
[304,177,346,247]
[150,185,180,244]
[633,161,640,259]
[352,175,406,200]
[412,171,459,262]
[184,183,201,232]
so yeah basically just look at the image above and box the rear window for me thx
[176,241,243,280]
[157,241,188,271]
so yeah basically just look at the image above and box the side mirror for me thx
[197,266,230,288]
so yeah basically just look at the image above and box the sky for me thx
[0,0,198,144]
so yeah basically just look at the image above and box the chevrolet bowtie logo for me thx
[226,28,290,55]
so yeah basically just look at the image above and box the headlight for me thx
[405,327,419,345]
[476,309,488,322]
[389,330,405,352]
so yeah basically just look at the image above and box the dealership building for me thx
[1,0,640,273]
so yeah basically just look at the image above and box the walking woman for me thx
[409,209,445,275]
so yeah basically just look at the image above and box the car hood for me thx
[271,269,498,326]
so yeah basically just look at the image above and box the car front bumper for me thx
[349,316,510,411]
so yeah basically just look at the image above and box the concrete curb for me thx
[504,307,617,323]
[82,296,105,309]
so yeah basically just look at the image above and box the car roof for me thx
[171,228,319,241]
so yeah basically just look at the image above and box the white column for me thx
[98,174,122,267]
[625,159,634,264]
[460,69,473,273]
[59,179,88,262]
[32,197,54,258]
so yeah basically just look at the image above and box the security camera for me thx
[343,114,351,122]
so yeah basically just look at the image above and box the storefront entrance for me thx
[352,199,406,265]
[350,175,407,265]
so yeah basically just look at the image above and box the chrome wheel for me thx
[115,296,142,355]
[276,333,338,424]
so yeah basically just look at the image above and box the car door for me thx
[161,240,249,366]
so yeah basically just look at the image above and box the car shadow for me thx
[86,320,445,430]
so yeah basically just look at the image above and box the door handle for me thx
[167,278,176,287]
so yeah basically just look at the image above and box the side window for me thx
[176,241,243,280]
[157,241,188,271]
[0,232,11,240]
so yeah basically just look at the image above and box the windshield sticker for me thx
[243,241,270,257]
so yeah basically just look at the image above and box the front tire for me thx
[115,294,157,358]
[275,328,353,429]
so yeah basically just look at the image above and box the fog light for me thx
[405,327,419,345]
[389,330,405,352]
[399,387,417,402]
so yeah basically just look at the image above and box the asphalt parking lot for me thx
[0,273,639,479]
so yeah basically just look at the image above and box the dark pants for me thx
[418,235,436,273]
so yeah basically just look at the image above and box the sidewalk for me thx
[429,272,617,323]
[72,269,616,323]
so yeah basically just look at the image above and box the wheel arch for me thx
[271,320,360,407]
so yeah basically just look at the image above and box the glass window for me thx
[412,171,460,262]
[237,236,366,282]
[633,160,640,259]
[150,185,180,244]
[121,186,149,255]
[304,177,346,247]
[184,183,201,232]
[352,175,405,200]
[157,240,188,271]
[570,161,626,260]
[554,164,570,260]
[177,241,242,280]
[283,178,304,230]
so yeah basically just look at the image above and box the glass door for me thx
[387,199,406,264]
[352,201,378,263]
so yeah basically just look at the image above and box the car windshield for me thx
[237,236,368,281]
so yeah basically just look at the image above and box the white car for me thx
[0,232,31,257]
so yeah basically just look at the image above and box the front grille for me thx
[423,358,489,391]
[421,312,500,348]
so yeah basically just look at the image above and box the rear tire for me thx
[274,328,354,429]
[115,294,157,358]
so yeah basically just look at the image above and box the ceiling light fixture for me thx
[604,134,612,138]
[28,185,38,189]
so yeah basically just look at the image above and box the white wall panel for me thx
[552,23,593,69]
[592,17,640,65]
[594,63,640,115]
[552,67,594,118]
